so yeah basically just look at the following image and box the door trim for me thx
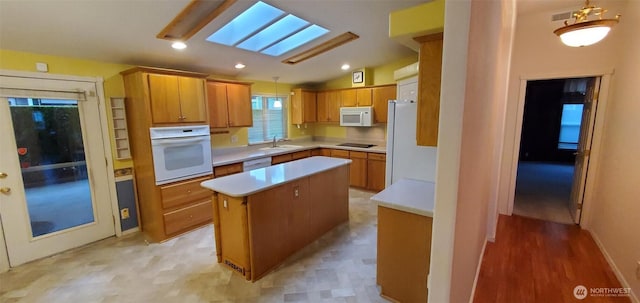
[0,70,122,272]
[503,71,612,229]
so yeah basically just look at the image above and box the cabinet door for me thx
[316,91,329,122]
[177,77,207,123]
[302,90,317,122]
[291,88,304,124]
[327,90,341,122]
[227,83,253,127]
[288,179,311,253]
[372,85,396,123]
[417,34,443,146]
[217,195,251,279]
[356,88,372,106]
[207,82,230,128]
[148,74,182,124]
[349,152,367,188]
[367,154,386,192]
[271,153,292,165]
[340,89,357,107]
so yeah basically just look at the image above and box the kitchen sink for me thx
[258,145,302,151]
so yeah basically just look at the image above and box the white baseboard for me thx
[121,227,140,237]
[590,230,639,303]
[468,239,488,303]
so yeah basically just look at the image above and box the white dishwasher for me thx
[243,157,272,171]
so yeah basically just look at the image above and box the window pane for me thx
[248,95,287,144]
[558,104,584,149]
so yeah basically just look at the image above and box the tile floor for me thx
[0,189,388,303]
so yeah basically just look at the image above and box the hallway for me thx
[473,215,630,303]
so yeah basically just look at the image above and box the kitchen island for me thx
[201,156,351,281]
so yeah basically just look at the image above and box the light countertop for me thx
[201,156,351,197]
[212,141,386,167]
[370,178,435,217]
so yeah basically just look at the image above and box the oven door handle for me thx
[153,137,208,146]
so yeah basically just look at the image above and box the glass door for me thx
[0,75,115,267]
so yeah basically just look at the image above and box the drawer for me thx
[311,148,331,156]
[214,163,243,178]
[368,153,386,161]
[349,151,367,159]
[272,153,293,165]
[163,200,213,236]
[330,149,349,159]
[160,176,213,209]
[291,150,311,160]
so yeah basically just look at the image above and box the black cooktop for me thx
[337,143,376,148]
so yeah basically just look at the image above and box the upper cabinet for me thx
[291,88,317,124]
[207,80,253,129]
[372,85,396,123]
[316,90,341,123]
[340,87,373,107]
[121,67,208,126]
[147,74,207,124]
[416,33,443,147]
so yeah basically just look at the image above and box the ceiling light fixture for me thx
[172,41,187,50]
[283,32,359,65]
[235,63,246,69]
[553,0,621,47]
[341,64,350,71]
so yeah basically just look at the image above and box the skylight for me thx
[206,1,329,56]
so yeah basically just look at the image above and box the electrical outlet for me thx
[120,208,130,219]
[231,135,238,143]
[636,261,640,279]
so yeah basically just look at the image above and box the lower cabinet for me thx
[156,175,213,240]
[214,163,243,178]
[349,151,368,188]
[377,206,432,303]
[367,153,386,192]
[271,153,293,165]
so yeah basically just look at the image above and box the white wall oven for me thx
[150,125,212,185]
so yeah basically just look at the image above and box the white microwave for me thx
[339,106,374,127]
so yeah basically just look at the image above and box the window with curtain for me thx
[248,95,287,144]
[558,103,584,150]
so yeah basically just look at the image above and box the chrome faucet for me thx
[272,136,277,148]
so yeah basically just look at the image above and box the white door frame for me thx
[0,69,122,272]
[504,70,612,229]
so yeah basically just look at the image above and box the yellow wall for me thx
[389,0,445,38]
[0,49,133,169]
[321,54,417,90]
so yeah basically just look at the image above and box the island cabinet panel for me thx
[216,194,251,279]
[377,206,432,303]
[209,162,349,282]
[309,165,349,239]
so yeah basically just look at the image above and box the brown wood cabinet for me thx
[356,88,372,106]
[214,163,243,178]
[340,89,357,107]
[416,33,444,146]
[291,150,311,160]
[340,88,373,107]
[121,67,212,242]
[372,85,396,123]
[311,148,332,156]
[367,153,386,192]
[291,88,317,124]
[207,80,253,129]
[316,90,341,123]
[349,151,368,188]
[146,73,207,124]
[271,153,293,165]
[377,206,432,303]
[212,165,349,281]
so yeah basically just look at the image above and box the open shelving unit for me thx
[110,97,131,160]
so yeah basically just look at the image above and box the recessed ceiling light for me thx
[171,41,187,50]
[341,64,350,70]
[235,63,246,69]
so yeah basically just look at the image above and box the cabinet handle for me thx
[223,199,228,209]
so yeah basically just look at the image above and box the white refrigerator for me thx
[385,77,437,186]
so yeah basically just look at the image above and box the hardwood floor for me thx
[474,215,631,303]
